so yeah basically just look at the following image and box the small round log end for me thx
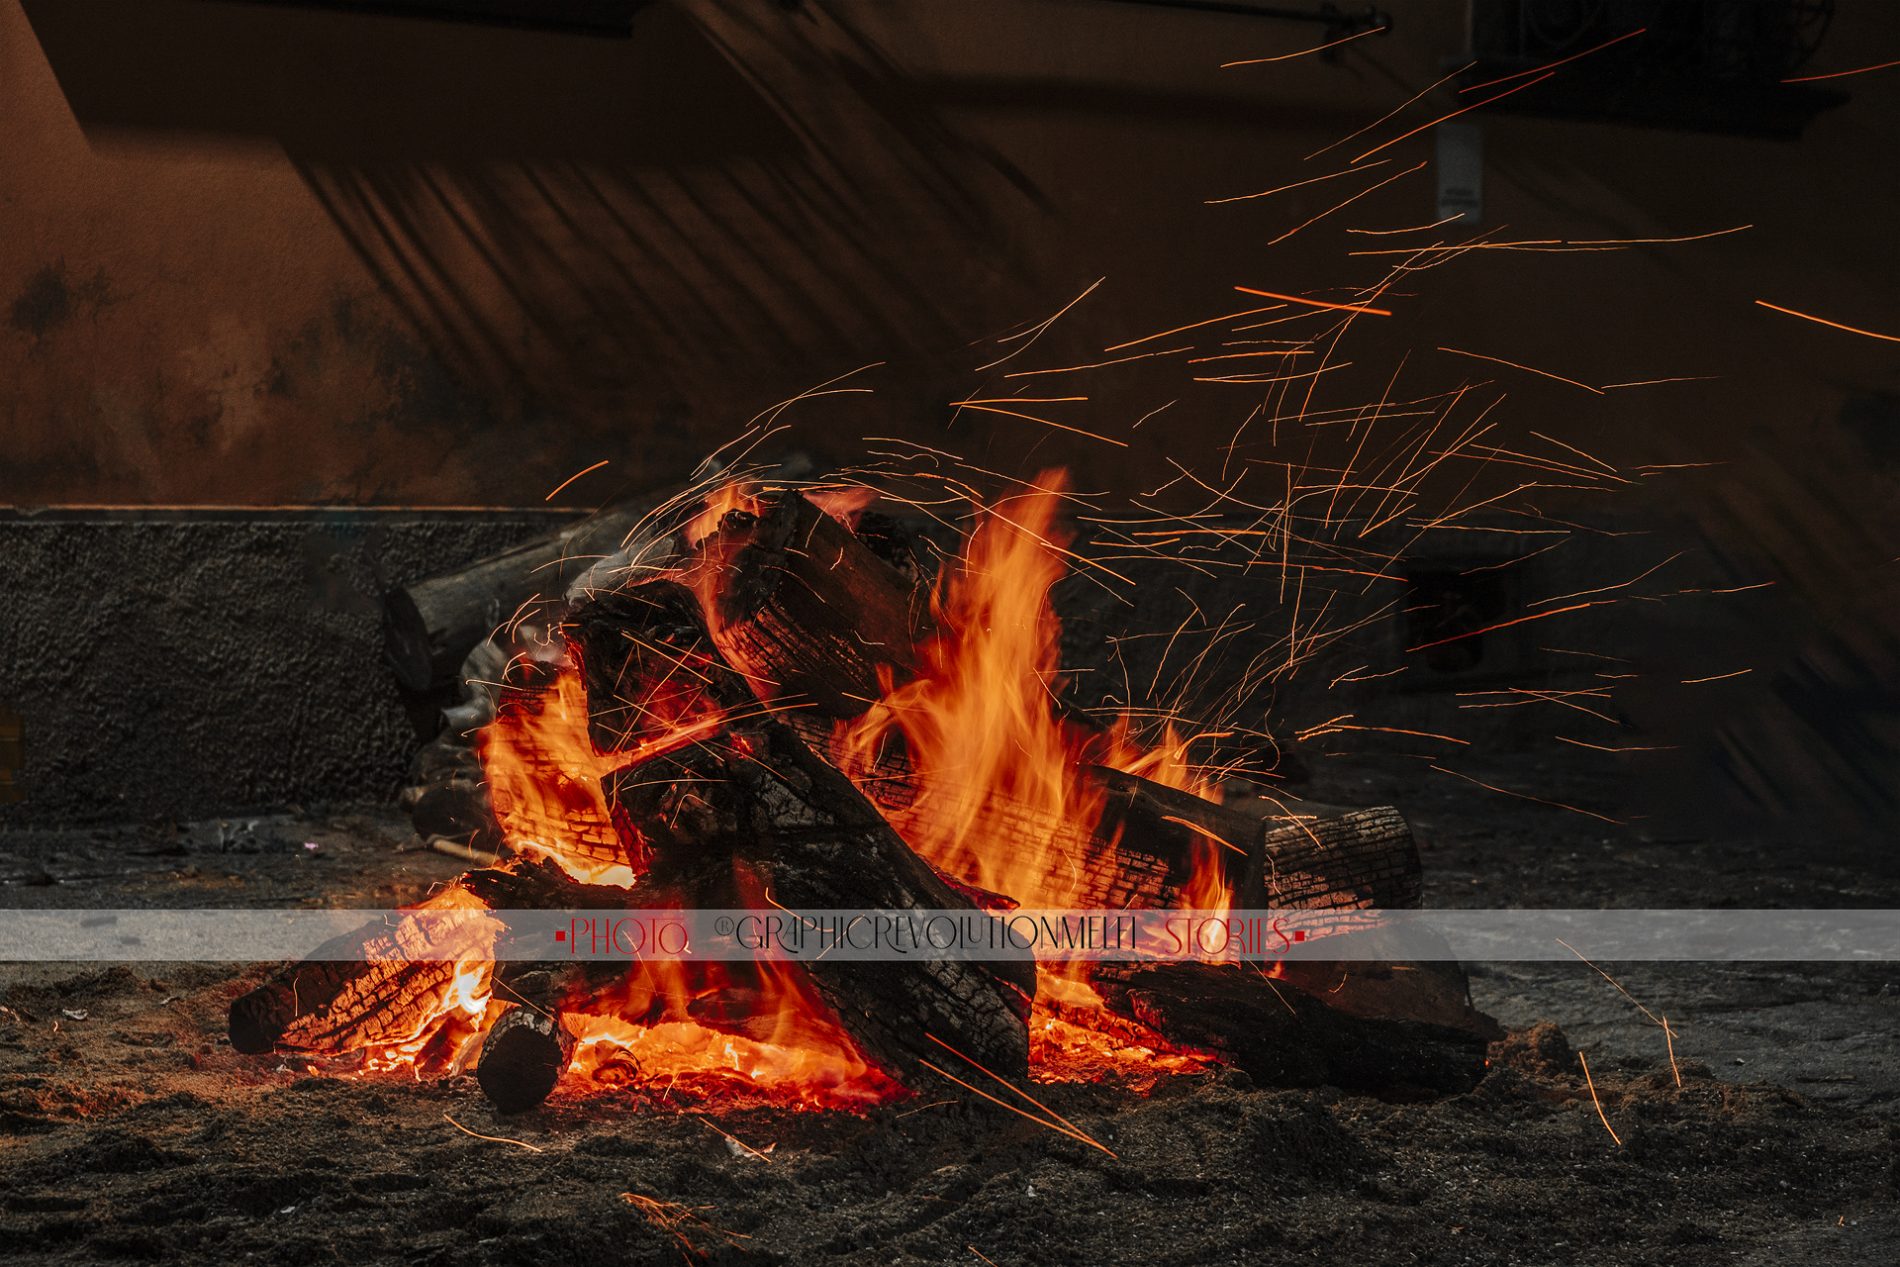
[476,1008,571,1114]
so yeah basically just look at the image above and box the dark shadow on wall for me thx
[223,0,648,34]
[21,0,787,162]
[0,509,577,828]
[19,0,1393,492]
[21,0,1055,457]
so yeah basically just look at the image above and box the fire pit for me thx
[228,476,1493,1115]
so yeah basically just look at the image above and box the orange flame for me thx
[832,474,1234,1077]
[838,475,1095,905]
[684,482,764,549]
[340,473,1235,1097]
[479,665,641,887]
[835,474,1231,914]
[464,647,898,1105]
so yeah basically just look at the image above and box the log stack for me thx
[237,484,1492,1112]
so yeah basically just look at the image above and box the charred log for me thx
[745,741,1422,914]
[382,487,682,695]
[228,864,629,1057]
[690,489,928,717]
[477,967,581,1114]
[1090,961,1492,1098]
[609,718,1037,1082]
[1102,776,1423,911]
[401,731,501,846]
[564,577,738,757]
[453,858,656,910]
[228,904,497,1057]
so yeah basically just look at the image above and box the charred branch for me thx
[1090,960,1492,1099]
[609,718,1037,1082]
[382,487,682,695]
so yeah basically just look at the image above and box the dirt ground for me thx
[2,760,1897,1266]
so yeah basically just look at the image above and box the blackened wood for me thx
[453,857,636,909]
[690,490,929,717]
[781,742,1420,913]
[478,1004,573,1112]
[1090,961,1491,1098]
[382,490,678,693]
[564,576,737,756]
[227,911,494,1063]
[1274,955,1500,1037]
[695,491,1107,739]
[229,863,629,1056]
[406,780,496,843]
[229,956,439,1055]
[478,968,579,1113]
[402,730,500,844]
[852,508,948,589]
[609,718,1037,1081]
[1253,806,1421,909]
[1099,773,1422,910]
[572,577,1053,1068]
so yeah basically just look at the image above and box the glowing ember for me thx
[1027,972,1215,1086]
[562,958,902,1108]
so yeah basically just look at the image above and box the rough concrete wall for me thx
[0,512,571,828]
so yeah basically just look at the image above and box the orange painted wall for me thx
[5,0,1896,511]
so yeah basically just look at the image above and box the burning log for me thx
[1089,961,1494,1098]
[228,866,632,1058]
[671,485,1471,1094]
[682,490,1418,913]
[568,573,1041,1084]
[229,956,463,1058]
[242,476,1477,1112]
[568,572,1040,1078]
[1093,769,1421,911]
[236,711,1036,1108]
[564,576,730,758]
[228,914,492,1058]
[608,718,1038,1083]
[382,487,683,695]
[691,487,928,716]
